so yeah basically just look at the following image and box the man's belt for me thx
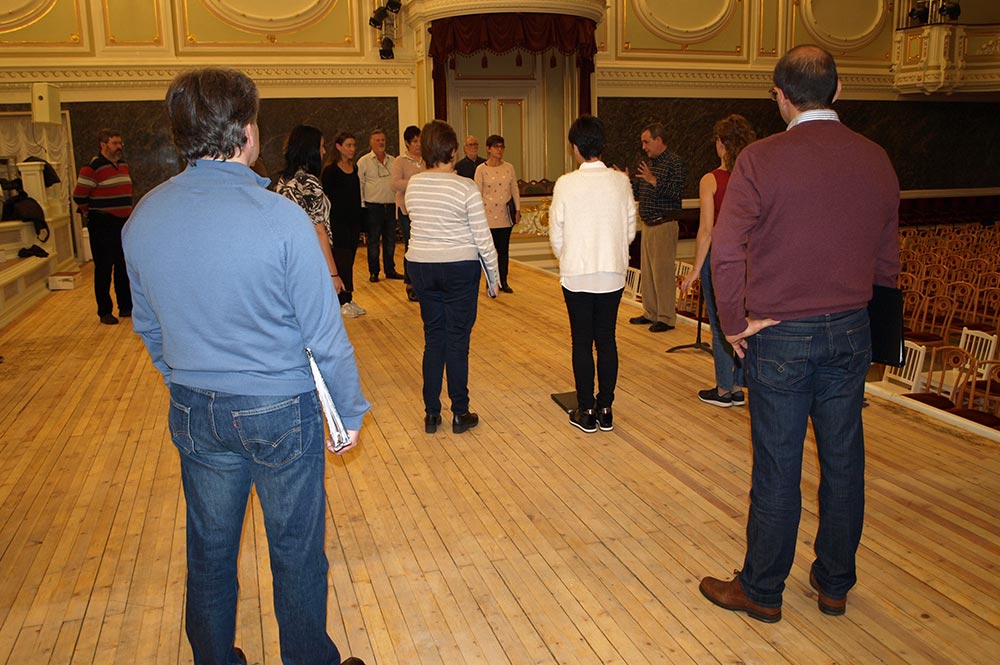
[365,201,395,208]
[643,217,677,227]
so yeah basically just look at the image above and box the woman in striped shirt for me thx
[405,120,500,435]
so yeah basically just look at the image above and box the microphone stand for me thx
[666,287,712,354]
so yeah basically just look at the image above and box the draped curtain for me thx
[0,114,72,212]
[428,13,598,120]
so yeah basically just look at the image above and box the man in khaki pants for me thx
[628,123,687,332]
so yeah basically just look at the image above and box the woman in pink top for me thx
[474,134,520,293]
[680,114,756,408]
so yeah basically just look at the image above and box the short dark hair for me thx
[370,128,387,139]
[403,125,421,144]
[568,115,605,160]
[98,128,121,145]
[773,44,839,110]
[281,125,324,178]
[420,120,458,169]
[642,123,667,143]
[166,68,259,165]
[485,134,505,149]
[713,114,756,171]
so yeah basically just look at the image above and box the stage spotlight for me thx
[379,37,395,60]
[386,0,402,13]
[939,1,961,20]
[907,1,929,24]
[369,6,388,29]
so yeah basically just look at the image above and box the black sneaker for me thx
[597,407,613,431]
[570,408,597,433]
[731,390,746,406]
[698,387,733,408]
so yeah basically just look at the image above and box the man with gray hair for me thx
[123,67,369,665]
[700,45,899,623]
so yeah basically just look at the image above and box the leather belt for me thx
[643,217,676,227]
[365,202,395,208]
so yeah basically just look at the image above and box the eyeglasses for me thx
[466,142,479,147]
[768,88,778,101]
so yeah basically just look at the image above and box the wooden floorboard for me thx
[1,253,999,664]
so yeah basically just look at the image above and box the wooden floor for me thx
[2,254,999,665]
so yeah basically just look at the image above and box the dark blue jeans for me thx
[365,202,397,277]
[738,308,871,607]
[701,250,743,392]
[168,384,341,665]
[408,260,481,416]
[562,287,623,410]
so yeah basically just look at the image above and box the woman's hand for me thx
[333,275,345,294]
[680,273,698,294]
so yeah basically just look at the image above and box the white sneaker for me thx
[340,302,360,318]
[348,301,366,316]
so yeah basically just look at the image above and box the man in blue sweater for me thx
[123,68,369,665]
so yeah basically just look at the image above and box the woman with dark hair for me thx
[680,114,757,407]
[322,131,366,318]
[405,119,499,435]
[391,124,424,302]
[474,134,519,293]
[276,125,343,295]
[549,115,636,433]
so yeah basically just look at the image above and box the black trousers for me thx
[490,226,513,288]
[365,203,397,277]
[562,287,624,410]
[332,242,358,305]
[88,211,131,316]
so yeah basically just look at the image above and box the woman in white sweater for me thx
[406,120,500,435]
[549,115,637,433]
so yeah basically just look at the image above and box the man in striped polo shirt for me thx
[73,128,133,325]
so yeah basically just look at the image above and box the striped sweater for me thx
[404,171,499,283]
[73,154,133,218]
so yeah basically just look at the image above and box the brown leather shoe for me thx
[809,570,847,616]
[699,573,781,623]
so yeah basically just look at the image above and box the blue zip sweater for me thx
[123,159,370,429]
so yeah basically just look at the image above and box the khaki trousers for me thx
[640,220,678,325]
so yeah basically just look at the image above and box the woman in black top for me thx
[322,132,366,317]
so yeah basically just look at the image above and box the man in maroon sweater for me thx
[700,45,900,623]
[73,128,133,325]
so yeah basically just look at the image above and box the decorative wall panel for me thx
[618,0,747,60]
[104,0,163,46]
[791,0,892,63]
[598,96,1000,196]
[0,0,88,54]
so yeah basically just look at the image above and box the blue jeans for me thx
[365,202,397,277]
[169,384,340,665]
[408,260,481,416]
[738,308,871,608]
[562,287,623,410]
[700,251,743,392]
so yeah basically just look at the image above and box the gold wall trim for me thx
[0,0,59,34]
[199,0,338,34]
[595,66,894,92]
[795,0,888,52]
[408,0,606,24]
[630,0,738,45]
[103,0,163,47]
[0,63,416,92]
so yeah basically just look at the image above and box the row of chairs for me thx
[886,339,1000,430]
[903,287,1000,347]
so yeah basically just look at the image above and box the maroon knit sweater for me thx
[711,119,900,336]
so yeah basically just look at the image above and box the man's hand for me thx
[637,161,657,186]
[327,428,360,455]
[725,318,781,358]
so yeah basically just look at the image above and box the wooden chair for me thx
[897,272,918,291]
[674,274,703,322]
[918,276,947,298]
[904,294,955,347]
[966,257,991,274]
[882,341,926,393]
[922,263,949,281]
[947,281,979,336]
[950,266,979,288]
[902,346,975,411]
[902,289,924,332]
[980,272,1000,290]
[963,287,1000,335]
[947,359,1000,428]
[958,327,998,376]
[624,267,642,303]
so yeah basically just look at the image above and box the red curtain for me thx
[429,13,597,120]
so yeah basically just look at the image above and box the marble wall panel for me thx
[62,97,399,201]
[598,97,1000,196]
